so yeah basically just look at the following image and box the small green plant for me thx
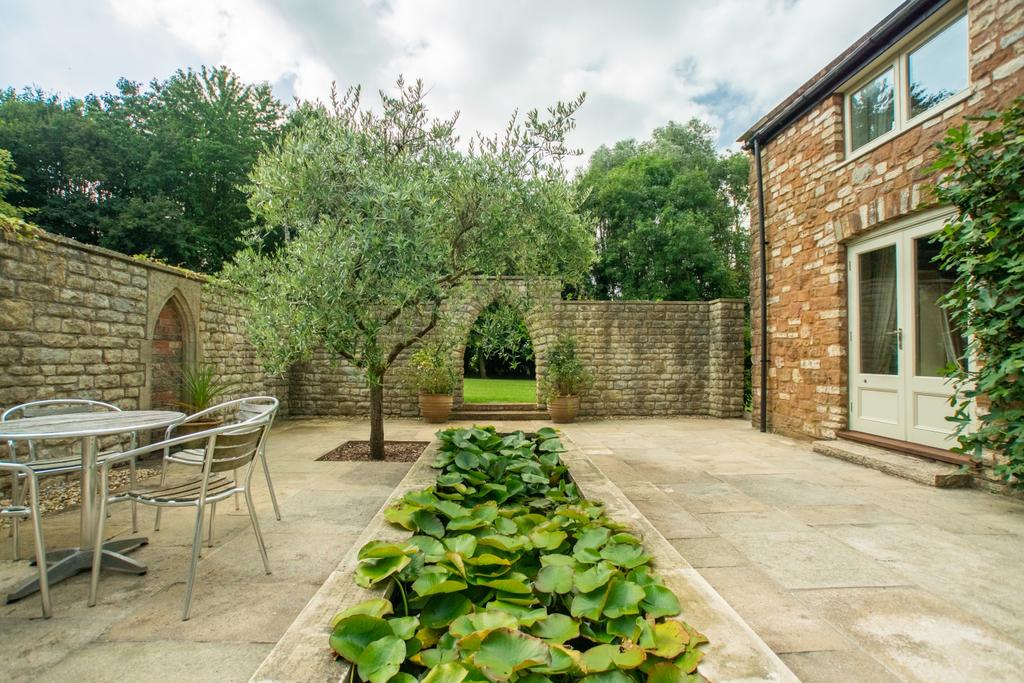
[542,335,593,400]
[932,97,1024,487]
[329,426,708,682]
[178,364,236,413]
[407,339,459,395]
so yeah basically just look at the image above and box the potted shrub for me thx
[408,340,458,423]
[542,334,593,423]
[176,364,236,436]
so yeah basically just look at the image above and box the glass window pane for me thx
[915,235,967,376]
[909,14,968,118]
[859,245,899,375]
[850,69,895,150]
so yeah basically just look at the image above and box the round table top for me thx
[0,410,185,440]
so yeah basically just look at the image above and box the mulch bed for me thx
[317,440,429,462]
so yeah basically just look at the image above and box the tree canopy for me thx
[576,119,749,301]
[0,66,285,271]
[228,79,595,458]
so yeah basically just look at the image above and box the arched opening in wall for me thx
[151,297,187,409]
[462,301,537,405]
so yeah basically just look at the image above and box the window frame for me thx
[843,7,970,160]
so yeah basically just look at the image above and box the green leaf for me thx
[421,662,469,683]
[355,554,412,588]
[387,615,420,640]
[603,578,646,618]
[574,561,617,593]
[329,615,394,662]
[641,584,681,618]
[411,510,445,537]
[650,621,690,659]
[408,535,446,562]
[359,541,414,559]
[570,585,610,621]
[534,564,574,594]
[600,542,651,569]
[580,643,646,673]
[450,611,520,638]
[674,648,703,674]
[330,598,393,628]
[468,628,551,681]
[530,613,580,643]
[420,594,472,628]
[478,572,532,594]
[579,671,635,683]
[529,529,568,550]
[356,635,406,683]
[646,662,690,683]
[412,568,467,597]
[443,533,478,557]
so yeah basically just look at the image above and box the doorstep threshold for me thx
[813,434,972,488]
[837,430,973,466]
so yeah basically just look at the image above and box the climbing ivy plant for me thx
[932,97,1024,487]
[330,426,708,682]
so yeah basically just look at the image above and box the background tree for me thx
[0,148,30,219]
[227,79,595,459]
[577,119,749,300]
[0,66,284,271]
[464,301,535,379]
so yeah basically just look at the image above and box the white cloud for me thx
[4,0,905,166]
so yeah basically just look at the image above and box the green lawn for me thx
[463,378,537,404]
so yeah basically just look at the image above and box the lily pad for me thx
[468,628,551,681]
[387,615,420,640]
[420,593,472,628]
[534,564,573,594]
[650,620,690,659]
[530,613,580,643]
[574,561,617,593]
[412,568,468,597]
[329,614,393,662]
[600,542,651,569]
[330,598,393,628]
[354,553,411,588]
[640,584,681,618]
[603,578,646,619]
[421,662,470,683]
[355,635,406,683]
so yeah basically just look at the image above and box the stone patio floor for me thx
[2,417,1023,682]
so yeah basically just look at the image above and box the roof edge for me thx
[739,0,952,148]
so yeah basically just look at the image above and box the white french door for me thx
[848,211,967,449]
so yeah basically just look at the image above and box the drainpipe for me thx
[753,137,769,433]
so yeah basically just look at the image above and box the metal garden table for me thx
[1,409,184,602]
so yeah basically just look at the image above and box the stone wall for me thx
[748,0,1023,439]
[1,231,745,421]
[0,229,288,415]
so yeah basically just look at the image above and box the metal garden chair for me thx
[153,396,281,540]
[89,416,273,620]
[0,459,51,617]
[2,399,140,560]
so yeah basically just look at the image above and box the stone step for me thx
[462,403,545,412]
[451,410,550,421]
[812,438,973,488]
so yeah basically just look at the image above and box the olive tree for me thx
[228,79,594,459]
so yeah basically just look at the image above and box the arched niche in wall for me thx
[147,289,198,409]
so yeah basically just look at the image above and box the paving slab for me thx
[796,586,1024,682]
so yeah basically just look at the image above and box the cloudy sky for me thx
[1,0,902,164]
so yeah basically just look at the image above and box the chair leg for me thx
[88,468,110,608]
[154,458,169,532]
[11,474,22,561]
[207,502,216,548]
[233,470,240,511]
[182,503,205,621]
[28,477,51,618]
[260,450,282,522]
[128,459,138,533]
[244,489,271,575]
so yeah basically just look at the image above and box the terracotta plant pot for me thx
[547,395,580,423]
[419,393,454,423]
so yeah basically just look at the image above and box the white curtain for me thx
[860,246,898,375]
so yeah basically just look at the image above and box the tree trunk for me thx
[479,354,488,379]
[369,382,385,461]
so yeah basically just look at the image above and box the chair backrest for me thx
[2,399,121,421]
[236,397,278,424]
[206,424,267,474]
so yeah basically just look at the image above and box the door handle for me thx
[887,328,904,350]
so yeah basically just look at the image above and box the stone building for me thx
[741,0,1022,458]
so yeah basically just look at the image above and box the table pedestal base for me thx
[6,536,148,603]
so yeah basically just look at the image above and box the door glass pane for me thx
[908,14,968,118]
[859,245,899,375]
[915,235,966,376]
[850,69,895,150]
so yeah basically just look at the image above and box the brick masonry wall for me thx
[0,230,288,417]
[287,296,746,419]
[1,232,745,422]
[748,0,1023,439]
